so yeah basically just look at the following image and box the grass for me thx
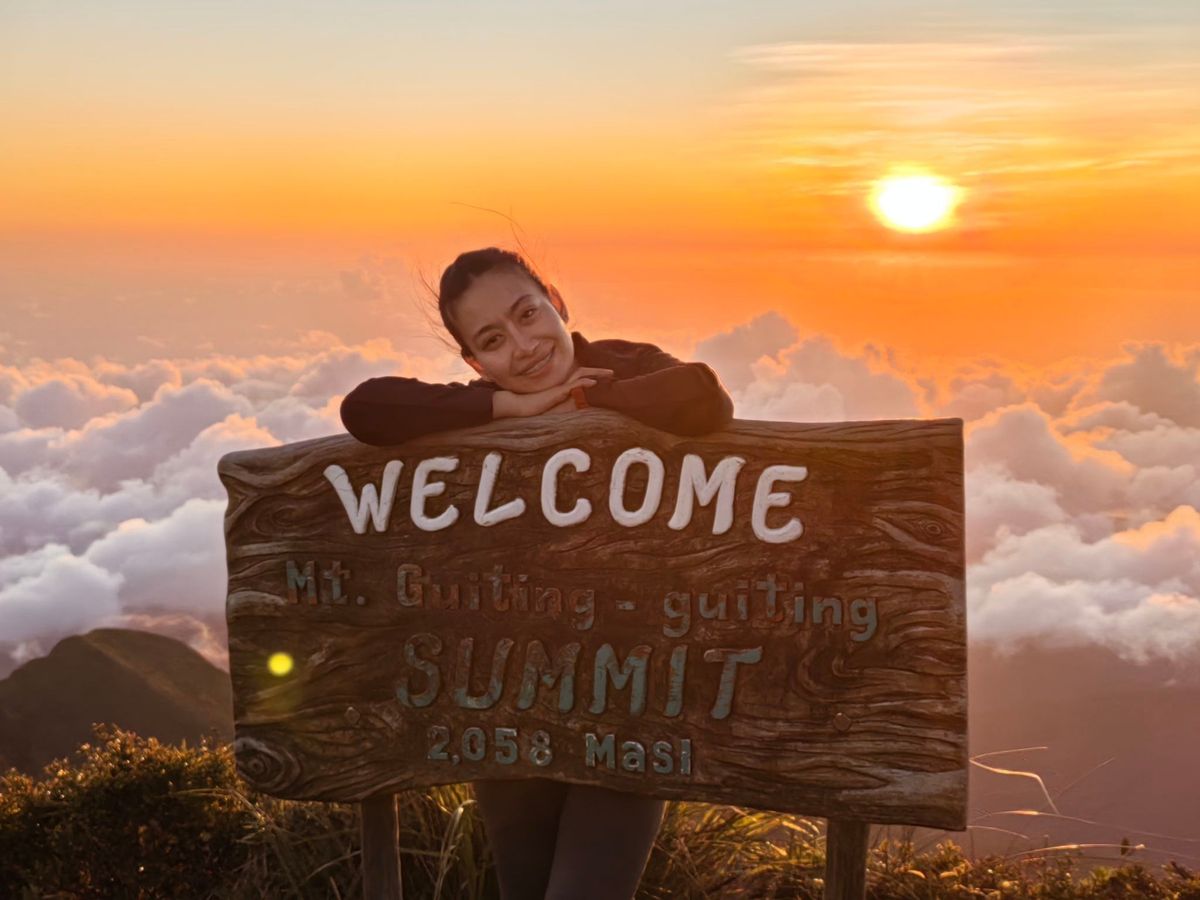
[2,724,1199,898]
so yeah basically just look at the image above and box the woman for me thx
[340,247,734,899]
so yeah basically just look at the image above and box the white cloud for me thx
[0,336,451,672]
[966,403,1133,515]
[85,499,227,616]
[2,326,1199,676]
[969,507,1200,663]
[94,358,183,403]
[288,340,416,402]
[964,462,1067,563]
[732,334,922,422]
[1077,343,1200,427]
[14,375,139,429]
[58,379,251,490]
[149,415,280,505]
[0,546,123,643]
[692,312,798,392]
[932,366,1026,421]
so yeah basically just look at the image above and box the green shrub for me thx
[0,724,246,898]
[0,724,494,899]
[3,725,1199,899]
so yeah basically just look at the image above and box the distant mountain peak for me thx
[0,627,233,775]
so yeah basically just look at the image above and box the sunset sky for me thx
[3,0,1198,366]
[2,2,1200,683]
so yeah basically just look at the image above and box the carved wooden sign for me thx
[219,411,966,830]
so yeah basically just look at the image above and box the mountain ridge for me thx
[0,627,233,774]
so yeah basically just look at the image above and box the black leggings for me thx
[473,779,666,900]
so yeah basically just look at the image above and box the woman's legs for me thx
[473,778,569,899]
[544,785,667,900]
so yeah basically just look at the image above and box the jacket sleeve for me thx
[340,375,496,446]
[581,342,734,436]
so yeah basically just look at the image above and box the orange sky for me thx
[2,3,1198,368]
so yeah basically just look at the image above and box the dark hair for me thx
[438,247,569,359]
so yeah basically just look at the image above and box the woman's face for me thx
[454,267,576,393]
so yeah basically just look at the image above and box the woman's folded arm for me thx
[581,341,734,436]
[340,339,735,445]
[340,375,496,446]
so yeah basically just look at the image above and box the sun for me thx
[869,171,963,233]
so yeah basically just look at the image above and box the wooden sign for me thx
[220,411,966,831]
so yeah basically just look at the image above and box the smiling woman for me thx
[337,246,736,899]
[454,266,578,390]
[339,248,734,447]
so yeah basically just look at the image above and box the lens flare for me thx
[869,171,963,233]
[267,652,294,676]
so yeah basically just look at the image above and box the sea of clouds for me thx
[2,313,1198,678]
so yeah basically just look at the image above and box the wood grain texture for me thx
[221,411,966,830]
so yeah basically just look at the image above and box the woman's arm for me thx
[339,376,496,446]
[340,368,613,446]
[580,340,734,436]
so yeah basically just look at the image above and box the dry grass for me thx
[3,724,1199,898]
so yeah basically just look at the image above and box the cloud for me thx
[12,375,139,429]
[0,545,123,644]
[85,499,227,616]
[0,366,31,407]
[692,312,798,392]
[1057,400,1177,435]
[254,396,343,444]
[2,325,1199,677]
[966,403,1133,516]
[94,358,183,403]
[688,325,1200,668]
[1077,343,1200,427]
[970,507,1200,664]
[731,334,922,422]
[58,379,252,491]
[725,31,1200,192]
[149,414,280,504]
[0,334,464,675]
[930,366,1026,421]
[0,465,158,556]
[288,340,419,402]
[964,462,1067,564]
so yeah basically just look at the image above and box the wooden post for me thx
[823,817,870,900]
[360,793,402,900]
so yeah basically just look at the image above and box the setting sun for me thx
[869,172,963,233]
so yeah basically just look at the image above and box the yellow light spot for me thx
[268,652,294,676]
[869,170,963,233]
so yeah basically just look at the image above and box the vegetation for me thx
[2,724,1198,898]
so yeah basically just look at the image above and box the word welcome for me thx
[323,449,809,544]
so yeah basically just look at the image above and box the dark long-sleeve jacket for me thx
[340,330,734,446]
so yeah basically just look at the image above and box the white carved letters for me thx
[609,447,664,527]
[411,456,460,531]
[475,451,526,526]
[327,449,808,543]
[668,453,745,535]
[751,464,808,544]
[323,460,403,535]
[542,448,593,526]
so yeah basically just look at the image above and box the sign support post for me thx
[360,793,402,899]
[824,817,870,899]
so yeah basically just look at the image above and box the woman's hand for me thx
[492,367,614,419]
